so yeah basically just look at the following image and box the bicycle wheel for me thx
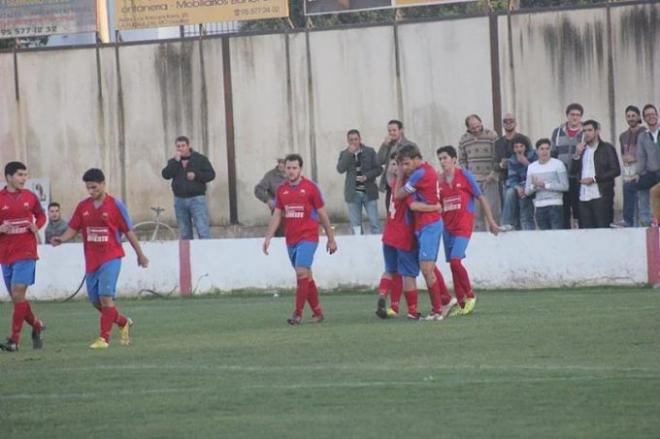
[132,221,178,242]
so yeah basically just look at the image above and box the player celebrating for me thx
[0,162,46,352]
[394,144,454,320]
[436,146,499,315]
[262,154,337,325]
[51,169,149,349]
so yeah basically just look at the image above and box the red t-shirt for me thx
[439,169,481,237]
[382,178,415,252]
[403,162,442,231]
[0,188,46,265]
[275,177,325,246]
[69,195,132,273]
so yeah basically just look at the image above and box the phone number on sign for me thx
[1,26,57,36]
[233,5,280,16]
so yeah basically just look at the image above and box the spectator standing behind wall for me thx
[377,120,416,212]
[501,135,537,231]
[336,130,382,235]
[494,113,530,206]
[636,104,660,224]
[254,158,287,237]
[615,106,647,227]
[570,120,621,229]
[458,114,501,230]
[551,103,584,229]
[525,139,569,230]
[44,202,68,243]
[161,136,215,240]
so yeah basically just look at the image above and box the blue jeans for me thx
[535,205,563,230]
[622,181,637,226]
[502,187,535,230]
[174,195,211,239]
[347,191,381,234]
[638,189,651,226]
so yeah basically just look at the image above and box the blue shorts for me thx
[86,258,122,305]
[1,259,36,293]
[415,220,443,262]
[383,244,420,278]
[287,241,318,269]
[442,231,471,262]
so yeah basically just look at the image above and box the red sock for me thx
[307,279,323,316]
[404,290,418,316]
[294,277,310,318]
[450,259,466,307]
[100,306,117,342]
[114,312,128,328]
[391,274,402,313]
[378,277,392,297]
[433,266,452,306]
[451,259,474,300]
[11,301,28,343]
[22,301,42,330]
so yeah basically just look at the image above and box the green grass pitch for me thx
[1,287,660,438]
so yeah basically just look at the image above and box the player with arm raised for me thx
[0,162,47,352]
[263,154,337,325]
[51,168,149,349]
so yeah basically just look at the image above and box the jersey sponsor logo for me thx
[442,195,462,212]
[87,226,110,243]
[1,205,8,210]
[2,218,31,234]
[284,204,305,219]
[83,210,90,216]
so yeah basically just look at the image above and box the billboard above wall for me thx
[114,0,289,30]
[0,0,97,39]
[305,0,472,16]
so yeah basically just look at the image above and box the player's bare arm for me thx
[316,207,337,255]
[124,230,149,268]
[409,202,442,213]
[50,227,78,246]
[476,195,500,236]
[263,208,283,255]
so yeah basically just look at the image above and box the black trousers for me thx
[384,186,391,212]
[578,196,613,229]
[562,177,580,229]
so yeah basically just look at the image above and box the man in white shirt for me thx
[569,120,621,229]
[525,139,569,230]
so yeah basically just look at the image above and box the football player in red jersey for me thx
[52,168,149,349]
[0,162,46,352]
[263,154,337,325]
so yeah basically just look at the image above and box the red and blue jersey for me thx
[403,162,442,231]
[382,178,415,252]
[439,169,481,237]
[275,177,324,246]
[69,194,133,273]
[0,188,46,265]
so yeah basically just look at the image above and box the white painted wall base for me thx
[3,228,646,302]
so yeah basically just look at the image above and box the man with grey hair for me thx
[458,114,501,230]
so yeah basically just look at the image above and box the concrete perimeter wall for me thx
[0,1,659,227]
[9,228,648,301]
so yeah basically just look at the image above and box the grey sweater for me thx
[636,128,660,175]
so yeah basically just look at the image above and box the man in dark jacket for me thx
[569,120,621,229]
[161,136,215,239]
[337,129,382,234]
[376,120,416,211]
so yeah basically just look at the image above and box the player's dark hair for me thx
[175,135,190,145]
[4,161,26,177]
[583,120,600,130]
[82,168,105,183]
[464,114,482,128]
[642,104,658,116]
[387,120,403,129]
[436,145,457,158]
[536,138,551,149]
[347,129,360,138]
[396,144,422,161]
[48,202,60,209]
[565,103,584,116]
[285,154,303,167]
